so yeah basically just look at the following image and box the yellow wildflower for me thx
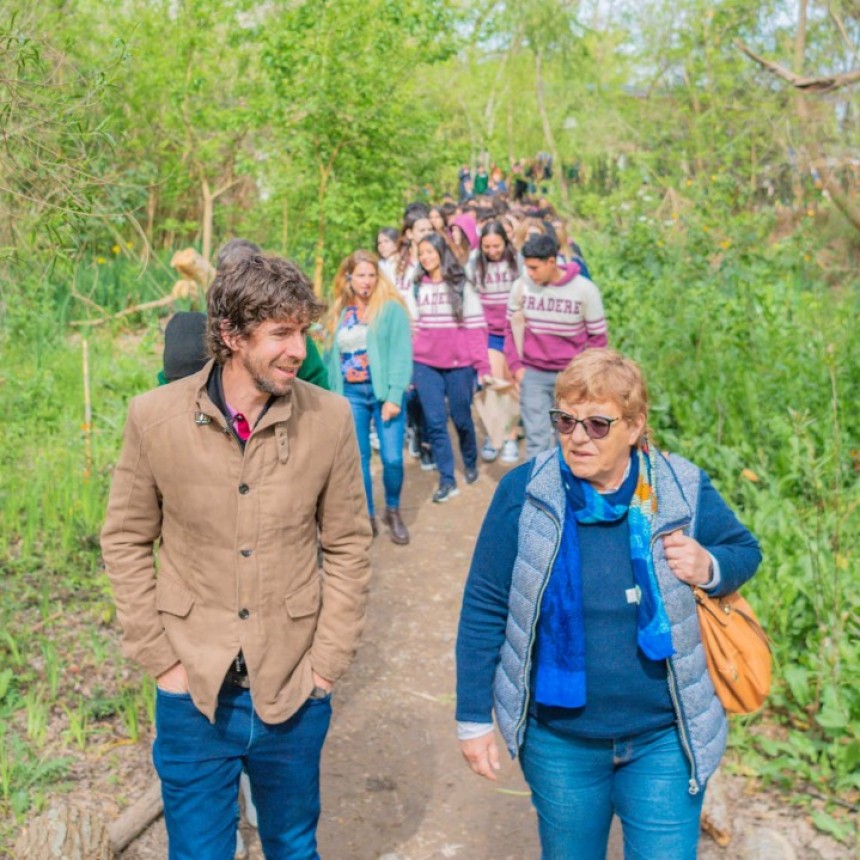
[111,244,121,255]
[720,240,731,250]
[126,241,134,249]
[96,256,106,265]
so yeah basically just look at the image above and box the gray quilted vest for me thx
[492,448,726,793]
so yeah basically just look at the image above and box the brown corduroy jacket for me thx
[100,362,372,723]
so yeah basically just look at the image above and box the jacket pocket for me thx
[284,578,321,619]
[156,576,196,618]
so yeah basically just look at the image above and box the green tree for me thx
[260,0,455,290]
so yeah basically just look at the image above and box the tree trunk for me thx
[312,145,341,295]
[200,175,243,263]
[534,49,570,209]
[791,0,860,231]
[683,63,706,175]
[145,185,157,245]
[792,0,809,207]
[201,177,214,264]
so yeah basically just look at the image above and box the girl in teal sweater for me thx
[326,251,413,544]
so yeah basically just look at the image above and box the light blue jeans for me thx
[153,685,331,860]
[520,718,705,860]
[343,382,405,515]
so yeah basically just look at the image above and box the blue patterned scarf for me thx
[533,445,675,709]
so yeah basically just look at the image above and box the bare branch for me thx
[735,39,860,93]
[828,3,860,63]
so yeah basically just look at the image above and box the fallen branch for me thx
[735,39,860,93]
[69,292,179,327]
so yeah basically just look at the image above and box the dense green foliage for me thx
[1,0,859,850]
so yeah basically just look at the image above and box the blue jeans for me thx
[343,382,405,515]
[412,362,477,486]
[153,685,332,860]
[520,718,705,860]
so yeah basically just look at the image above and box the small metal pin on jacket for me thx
[194,411,211,425]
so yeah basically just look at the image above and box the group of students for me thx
[325,195,608,545]
[161,196,608,551]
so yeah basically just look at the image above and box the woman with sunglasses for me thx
[407,232,490,503]
[325,250,413,544]
[456,349,762,860]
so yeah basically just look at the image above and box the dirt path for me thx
[112,455,844,859]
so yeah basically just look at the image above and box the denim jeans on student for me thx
[405,386,427,450]
[343,381,405,515]
[520,718,705,860]
[153,685,332,860]
[520,367,559,459]
[412,362,477,486]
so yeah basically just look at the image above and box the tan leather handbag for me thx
[692,587,772,715]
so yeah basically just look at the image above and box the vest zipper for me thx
[513,495,562,747]
[650,520,699,795]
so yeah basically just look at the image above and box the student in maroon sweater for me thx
[505,234,607,459]
[405,233,490,503]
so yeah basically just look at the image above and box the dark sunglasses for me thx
[549,409,619,440]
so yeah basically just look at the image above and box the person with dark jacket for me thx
[456,349,762,860]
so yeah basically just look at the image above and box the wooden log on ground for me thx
[14,779,163,859]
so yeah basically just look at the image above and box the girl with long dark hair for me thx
[394,210,434,296]
[377,227,400,285]
[406,233,490,503]
[469,221,522,463]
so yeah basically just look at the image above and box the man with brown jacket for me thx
[101,254,372,859]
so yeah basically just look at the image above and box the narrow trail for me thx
[121,455,843,860]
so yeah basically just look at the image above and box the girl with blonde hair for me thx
[325,251,413,544]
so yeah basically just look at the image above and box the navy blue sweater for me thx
[529,457,675,738]
[456,454,762,733]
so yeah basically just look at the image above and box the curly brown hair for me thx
[206,254,326,364]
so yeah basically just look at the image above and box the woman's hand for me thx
[381,401,401,422]
[662,530,712,586]
[460,733,500,780]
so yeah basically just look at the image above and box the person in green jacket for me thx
[325,250,413,544]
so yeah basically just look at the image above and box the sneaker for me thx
[500,439,520,464]
[481,437,498,462]
[432,483,460,503]
[465,466,479,484]
[406,425,420,458]
[420,447,436,471]
[370,430,380,452]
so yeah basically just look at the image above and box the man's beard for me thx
[243,355,297,397]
